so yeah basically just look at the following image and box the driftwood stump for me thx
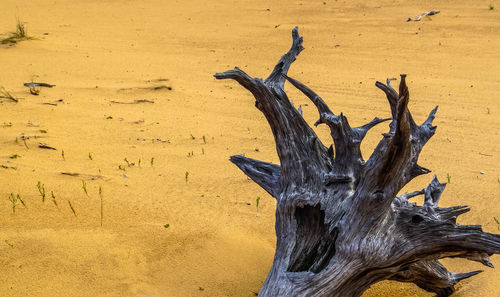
[215,27,500,297]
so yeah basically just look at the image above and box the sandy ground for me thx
[0,0,499,296]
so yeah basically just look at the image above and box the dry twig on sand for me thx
[407,10,440,21]
[110,99,155,104]
[0,86,18,102]
[38,143,57,150]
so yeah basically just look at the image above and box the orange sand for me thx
[0,0,499,296]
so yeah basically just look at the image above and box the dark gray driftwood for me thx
[215,27,500,297]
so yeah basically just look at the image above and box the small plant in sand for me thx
[202,148,205,155]
[138,158,141,167]
[82,180,88,196]
[51,191,58,207]
[8,193,25,214]
[17,194,25,208]
[118,165,126,171]
[190,134,196,140]
[27,84,40,95]
[489,4,495,10]
[150,157,155,167]
[99,186,103,226]
[202,135,207,144]
[256,196,261,217]
[88,152,93,160]
[487,107,490,114]
[4,240,14,248]
[494,217,500,231]
[68,200,77,216]
[9,154,20,159]
[28,86,40,95]
[61,149,65,160]
[27,75,41,95]
[23,138,29,149]
[8,193,16,213]
[164,224,170,228]
[1,17,33,45]
[124,158,130,167]
[185,171,189,183]
[0,86,18,102]
[37,181,46,202]
[447,173,451,183]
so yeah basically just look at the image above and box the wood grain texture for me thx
[215,27,500,297]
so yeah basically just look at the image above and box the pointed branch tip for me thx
[452,270,483,282]
[265,27,304,87]
[229,155,281,199]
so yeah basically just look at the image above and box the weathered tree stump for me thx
[215,27,500,297]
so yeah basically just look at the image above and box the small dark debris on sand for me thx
[1,164,17,170]
[135,99,155,103]
[110,99,155,104]
[60,172,105,180]
[21,135,43,140]
[24,82,55,88]
[146,78,169,83]
[479,152,493,157]
[61,172,80,177]
[118,85,172,92]
[408,10,440,21]
[131,119,145,125]
[24,83,55,96]
[38,143,57,150]
[146,85,172,91]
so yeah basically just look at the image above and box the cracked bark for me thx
[214,27,500,297]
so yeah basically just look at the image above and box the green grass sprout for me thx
[99,186,103,226]
[1,17,33,45]
[256,196,261,217]
[37,181,46,202]
[51,191,58,207]
[82,180,88,196]
[8,193,17,213]
[68,200,77,216]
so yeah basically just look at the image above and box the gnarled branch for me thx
[215,27,330,189]
[285,75,390,177]
[216,27,500,297]
[390,260,482,297]
[230,155,281,199]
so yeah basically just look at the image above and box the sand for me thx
[0,0,498,296]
